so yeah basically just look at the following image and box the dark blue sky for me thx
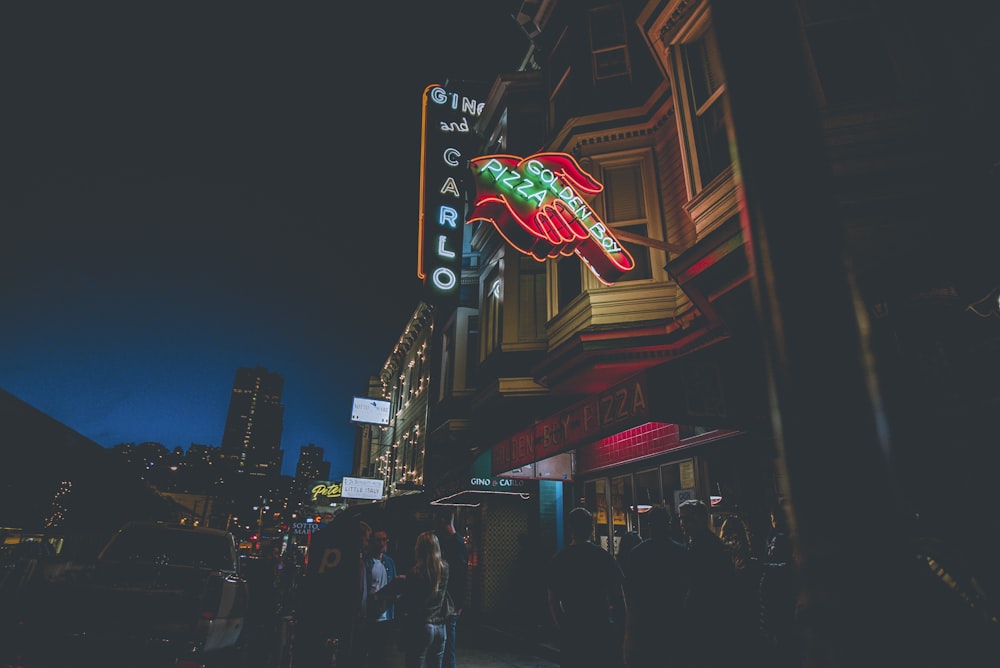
[0,2,525,477]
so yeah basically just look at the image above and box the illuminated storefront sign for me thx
[291,521,322,536]
[468,152,636,284]
[469,476,528,489]
[492,373,649,473]
[341,476,385,500]
[310,481,342,502]
[417,84,485,300]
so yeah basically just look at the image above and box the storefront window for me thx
[633,468,661,538]
[583,479,611,552]
[610,475,634,555]
[660,458,695,518]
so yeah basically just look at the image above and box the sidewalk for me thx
[373,617,559,668]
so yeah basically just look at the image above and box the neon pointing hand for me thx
[467,152,636,284]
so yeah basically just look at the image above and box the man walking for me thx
[677,499,737,668]
[623,506,691,667]
[366,528,400,666]
[546,507,627,668]
[434,506,468,668]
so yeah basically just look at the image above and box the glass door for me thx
[610,474,634,555]
[583,479,611,551]
[633,468,661,538]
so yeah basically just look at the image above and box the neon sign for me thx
[467,152,635,284]
[310,481,342,501]
[417,84,485,299]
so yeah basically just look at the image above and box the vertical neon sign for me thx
[417,84,485,299]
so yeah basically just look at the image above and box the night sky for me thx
[0,2,526,477]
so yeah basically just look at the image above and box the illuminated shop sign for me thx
[291,521,322,536]
[310,481,342,502]
[341,476,385,500]
[350,396,391,426]
[468,476,528,489]
[468,152,635,284]
[417,84,485,300]
[492,373,649,473]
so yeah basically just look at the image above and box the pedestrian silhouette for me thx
[380,530,451,668]
[365,527,401,667]
[509,532,549,639]
[677,499,737,668]
[546,506,626,668]
[434,506,468,668]
[759,530,801,668]
[294,510,371,667]
[616,530,643,576]
[720,513,767,664]
[623,506,690,668]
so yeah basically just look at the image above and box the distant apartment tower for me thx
[220,366,285,478]
[292,443,330,506]
[185,443,219,467]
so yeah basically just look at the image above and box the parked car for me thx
[2,521,249,667]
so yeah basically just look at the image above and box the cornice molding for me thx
[658,0,697,45]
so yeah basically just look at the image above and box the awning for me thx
[487,335,769,475]
[429,452,539,505]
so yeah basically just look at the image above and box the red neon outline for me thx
[467,153,636,284]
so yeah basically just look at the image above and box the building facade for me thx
[355,2,999,653]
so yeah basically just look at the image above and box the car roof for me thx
[116,521,231,538]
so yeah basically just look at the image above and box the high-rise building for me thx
[220,366,285,479]
[291,443,330,507]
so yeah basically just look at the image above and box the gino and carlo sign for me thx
[417,84,484,300]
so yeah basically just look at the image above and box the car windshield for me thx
[101,525,236,571]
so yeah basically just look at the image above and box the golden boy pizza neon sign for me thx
[468,152,635,284]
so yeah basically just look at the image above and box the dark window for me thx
[518,260,547,338]
[557,255,582,312]
[466,315,480,381]
[617,224,653,281]
[683,26,730,187]
[589,4,630,81]
[602,163,652,282]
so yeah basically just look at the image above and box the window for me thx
[634,469,662,537]
[601,162,653,281]
[556,254,581,312]
[660,460,691,517]
[611,474,635,552]
[466,315,480,383]
[682,24,730,188]
[439,324,453,401]
[589,4,630,81]
[482,263,503,358]
[518,260,547,339]
[584,479,612,552]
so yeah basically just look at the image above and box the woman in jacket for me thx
[379,530,452,668]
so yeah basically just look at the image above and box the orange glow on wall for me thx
[467,152,635,284]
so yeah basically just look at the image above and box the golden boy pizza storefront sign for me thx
[491,373,650,475]
[468,152,636,285]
